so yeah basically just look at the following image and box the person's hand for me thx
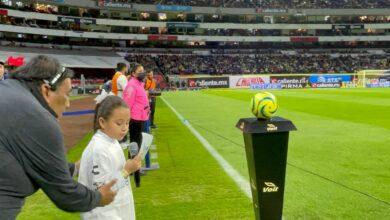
[124,155,142,174]
[75,160,80,170]
[74,160,81,173]
[73,160,81,177]
[98,179,118,206]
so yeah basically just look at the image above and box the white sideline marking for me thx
[161,97,251,199]
[151,153,158,159]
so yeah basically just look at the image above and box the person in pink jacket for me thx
[123,64,149,122]
[123,63,149,187]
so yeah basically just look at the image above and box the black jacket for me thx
[0,79,101,213]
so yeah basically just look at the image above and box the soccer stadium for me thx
[0,0,389,219]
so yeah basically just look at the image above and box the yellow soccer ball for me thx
[250,92,278,119]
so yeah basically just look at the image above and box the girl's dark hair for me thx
[129,62,143,75]
[94,96,129,132]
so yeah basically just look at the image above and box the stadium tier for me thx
[0,0,389,47]
[1,0,388,87]
[130,53,389,74]
[114,0,390,8]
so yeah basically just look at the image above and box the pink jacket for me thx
[123,78,150,121]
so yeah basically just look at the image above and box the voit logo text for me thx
[267,124,278,132]
[263,182,279,193]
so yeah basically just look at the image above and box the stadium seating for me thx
[126,53,389,75]
[104,0,390,9]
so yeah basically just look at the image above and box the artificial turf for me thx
[162,88,390,219]
[18,88,390,219]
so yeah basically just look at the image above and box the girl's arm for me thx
[92,149,141,191]
[123,155,142,177]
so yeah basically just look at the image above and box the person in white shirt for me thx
[78,95,141,220]
[111,63,129,98]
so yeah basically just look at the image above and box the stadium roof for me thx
[0,47,128,69]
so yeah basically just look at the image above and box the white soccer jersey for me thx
[78,130,135,220]
[117,75,128,98]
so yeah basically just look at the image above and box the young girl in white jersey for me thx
[78,95,141,220]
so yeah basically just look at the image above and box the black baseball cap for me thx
[0,60,4,65]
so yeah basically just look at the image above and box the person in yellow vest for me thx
[144,70,157,129]
[111,63,128,98]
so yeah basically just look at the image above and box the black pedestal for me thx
[236,117,297,220]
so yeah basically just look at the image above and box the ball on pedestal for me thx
[250,92,278,119]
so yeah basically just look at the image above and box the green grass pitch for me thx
[18,88,390,219]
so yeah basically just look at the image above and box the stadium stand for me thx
[125,53,389,75]
[0,0,389,88]
[102,0,390,9]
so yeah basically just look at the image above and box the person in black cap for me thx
[0,55,118,219]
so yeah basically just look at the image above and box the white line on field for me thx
[151,153,158,159]
[161,96,251,199]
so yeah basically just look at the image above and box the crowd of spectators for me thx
[108,0,390,8]
[126,53,389,75]
[126,54,161,72]
[1,1,389,25]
